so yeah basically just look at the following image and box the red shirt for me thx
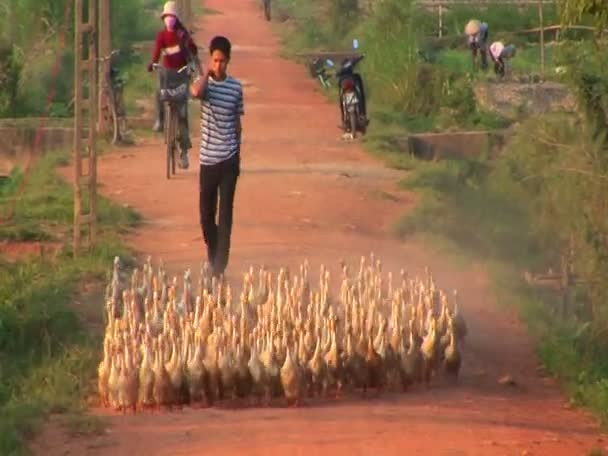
[151,28,198,70]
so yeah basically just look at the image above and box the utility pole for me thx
[73,0,98,254]
[176,0,184,23]
[538,0,545,78]
[98,0,111,134]
[7,0,16,43]
[183,0,192,30]
[176,0,191,29]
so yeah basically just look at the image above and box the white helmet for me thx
[161,1,178,19]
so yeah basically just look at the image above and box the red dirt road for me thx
[33,1,607,454]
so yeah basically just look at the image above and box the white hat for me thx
[465,19,480,36]
[490,41,504,60]
[161,1,178,19]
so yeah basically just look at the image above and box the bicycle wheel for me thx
[114,87,128,142]
[163,102,169,145]
[100,85,117,144]
[165,103,173,179]
[171,105,178,176]
[110,97,120,145]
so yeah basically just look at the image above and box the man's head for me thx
[208,36,231,80]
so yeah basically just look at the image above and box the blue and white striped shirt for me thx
[199,75,244,166]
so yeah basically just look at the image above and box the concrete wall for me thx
[0,125,74,175]
[0,116,158,176]
[475,81,576,120]
[406,129,511,161]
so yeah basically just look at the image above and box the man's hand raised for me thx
[190,69,213,98]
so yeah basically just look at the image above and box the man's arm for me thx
[237,85,244,143]
[236,116,242,145]
[190,71,210,98]
[150,31,163,66]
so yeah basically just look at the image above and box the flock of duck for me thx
[97,254,467,413]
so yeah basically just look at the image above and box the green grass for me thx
[393,155,608,426]
[0,150,139,455]
[0,3,206,453]
[0,151,139,243]
[1,0,160,119]
[273,0,608,429]
[435,44,558,79]
[273,0,516,133]
[121,54,158,117]
[272,0,588,137]
[202,6,222,16]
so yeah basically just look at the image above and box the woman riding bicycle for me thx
[148,1,201,169]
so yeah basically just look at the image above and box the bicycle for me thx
[152,63,191,179]
[308,57,332,89]
[99,50,129,145]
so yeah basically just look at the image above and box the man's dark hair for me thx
[209,35,231,59]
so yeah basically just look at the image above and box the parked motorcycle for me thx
[327,39,368,140]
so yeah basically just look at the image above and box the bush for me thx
[0,0,159,118]
[276,0,485,127]
[0,44,22,117]
[0,148,138,454]
[327,0,360,38]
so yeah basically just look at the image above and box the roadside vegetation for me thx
[0,1,175,453]
[0,0,163,119]
[272,0,608,426]
[0,151,140,454]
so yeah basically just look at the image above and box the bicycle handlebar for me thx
[152,63,189,74]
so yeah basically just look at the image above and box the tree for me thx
[0,44,22,117]
[559,0,608,35]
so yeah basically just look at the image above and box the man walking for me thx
[190,36,243,278]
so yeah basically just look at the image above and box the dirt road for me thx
[34,0,606,454]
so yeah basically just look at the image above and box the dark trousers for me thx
[470,42,488,70]
[199,154,240,277]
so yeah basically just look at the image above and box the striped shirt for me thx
[199,75,244,166]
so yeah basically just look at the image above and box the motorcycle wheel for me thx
[359,115,368,135]
[349,110,357,138]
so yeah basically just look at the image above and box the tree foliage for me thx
[0,0,157,118]
[327,0,361,39]
[499,1,608,332]
[0,45,22,117]
[559,0,608,35]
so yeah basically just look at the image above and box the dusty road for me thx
[34,0,606,454]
